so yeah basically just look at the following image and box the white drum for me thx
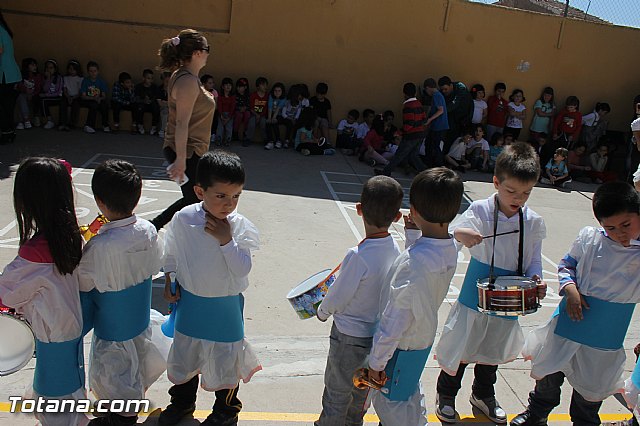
[0,310,35,376]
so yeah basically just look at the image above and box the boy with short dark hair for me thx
[513,181,640,426]
[356,108,375,142]
[435,143,547,425]
[246,77,269,145]
[315,175,404,426]
[367,167,463,426]
[336,109,360,154]
[134,69,160,135]
[75,60,110,134]
[375,83,427,177]
[111,72,136,134]
[310,82,332,142]
[160,151,261,426]
[79,159,166,426]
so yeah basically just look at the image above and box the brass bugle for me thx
[80,214,108,242]
[353,368,389,394]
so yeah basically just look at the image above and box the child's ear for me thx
[193,185,205,201]
[355,202,363,217]
[492,175,500,190]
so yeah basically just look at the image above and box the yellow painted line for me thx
[0,402,632,423]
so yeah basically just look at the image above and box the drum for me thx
[286,269,336,319]
[477,276,539,316]
[0,309,35,376]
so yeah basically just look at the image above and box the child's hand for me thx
[564,283,589,321]
[205,212,232,245]
[403,214,419,230]
[368,369,387,386]
[454,228,483,248]
[532,274,547,300]
[163,276,180,303]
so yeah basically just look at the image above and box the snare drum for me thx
[477,276,539,316]
[286,269,336,319]
[0,309,35,376]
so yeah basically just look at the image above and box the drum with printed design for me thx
[287,269,336,320]
[477,276,539,316]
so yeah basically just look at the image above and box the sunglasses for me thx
[199,45,210,53]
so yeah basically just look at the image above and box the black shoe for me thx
[88,414,137,425]
[158,403,196,426]
[374,168,388,176]
[510,410,548,426]
[200,411,239,426]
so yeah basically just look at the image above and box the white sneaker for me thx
[24,121,33,129]
[138,124,145,135]
[44,121,55,129]
[103,126,111,133]
[301,148,311,156]
[84,125,96,134]
[16,123,25,130]
[561,178,572,188]
[32,117,41,127]
[539,177,551,185]
[275,141,282,149]
[265,142,274,150]
[150,126,157,135]
[158,130,165,139]
[469,394,507,424]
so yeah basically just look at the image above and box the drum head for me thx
[0,314,35,376]
[477,276,536,290]
[287,269,332,299]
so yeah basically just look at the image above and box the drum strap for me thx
[490,198,524,283]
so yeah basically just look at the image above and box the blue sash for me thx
[34,337,84,397]
[553,296,635,350]
[458,258,518,320]
[174,288,244,342]
[80,278,152,342]
[382,347,431,401]
[632,359,640,390]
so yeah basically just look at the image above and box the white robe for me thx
[436,194,546,374]
[77,215,168,405]
[523,227,640,402]
[163,203,261,390]
[0,236,88,426]
[369,234,458,426]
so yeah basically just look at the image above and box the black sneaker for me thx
[200,411,239,426]
[374,168,388,176]
[435,393,458,423]
[158,403,196,426]
[470,394,507,424]
[509,410,548,426]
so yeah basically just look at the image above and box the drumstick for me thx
[482,230,519,239]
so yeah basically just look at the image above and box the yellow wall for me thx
[4,0,640,133]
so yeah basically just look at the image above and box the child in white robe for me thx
[434,143,547,424]
[0,157,88,426]
[77,160,166,425]
[367,168,463,426]
[513,181,640,426]
[160,150,260,426]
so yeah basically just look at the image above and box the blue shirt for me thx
[0,26,21,84]
[429,91,449,131]
[546,159,568,177]
[80,77,108,98]
[295,127,313,149]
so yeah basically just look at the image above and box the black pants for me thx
[266,116,290,142]
[72,98,109,128]
[0,81,18,139]
[60,96,76,126]
[504,126,522,140]
[437,363,498,399]
[381,136,427,176]
[296,142,331,155]
[168,375,242,419]
[111,101,134,125]
[424,129,445,167]
[526,371,602,426]
[150,148,200,230]
[41,97,62,121]
[134,102,160,127]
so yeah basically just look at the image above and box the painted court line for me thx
[0,403,631,423]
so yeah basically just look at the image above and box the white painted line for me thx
[333,191,362,196]
[74,186,95,200]
[74,182,181,194]
[0,220,16,237]
[0,237,19,244]
[0,244,18,249]
[320,171,362,241]
[137,209,167,217]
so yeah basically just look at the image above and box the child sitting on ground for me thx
[488,132,505,172]
[588,143,618,183]
[310,82,332,143]
[111,72,136,134]
[445,129,472,173]
[466,124,490,171]
[78,160,166,426]
[541,147,571,188]
[514,181,640,426]
[134,69,160,135]
[336,109,360,154]
[553,96,582,148]
[160,150,261,426]
[315,175,404,426]
[368,168,464,426]
[295,108,336,156]
[361,115,392,167]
